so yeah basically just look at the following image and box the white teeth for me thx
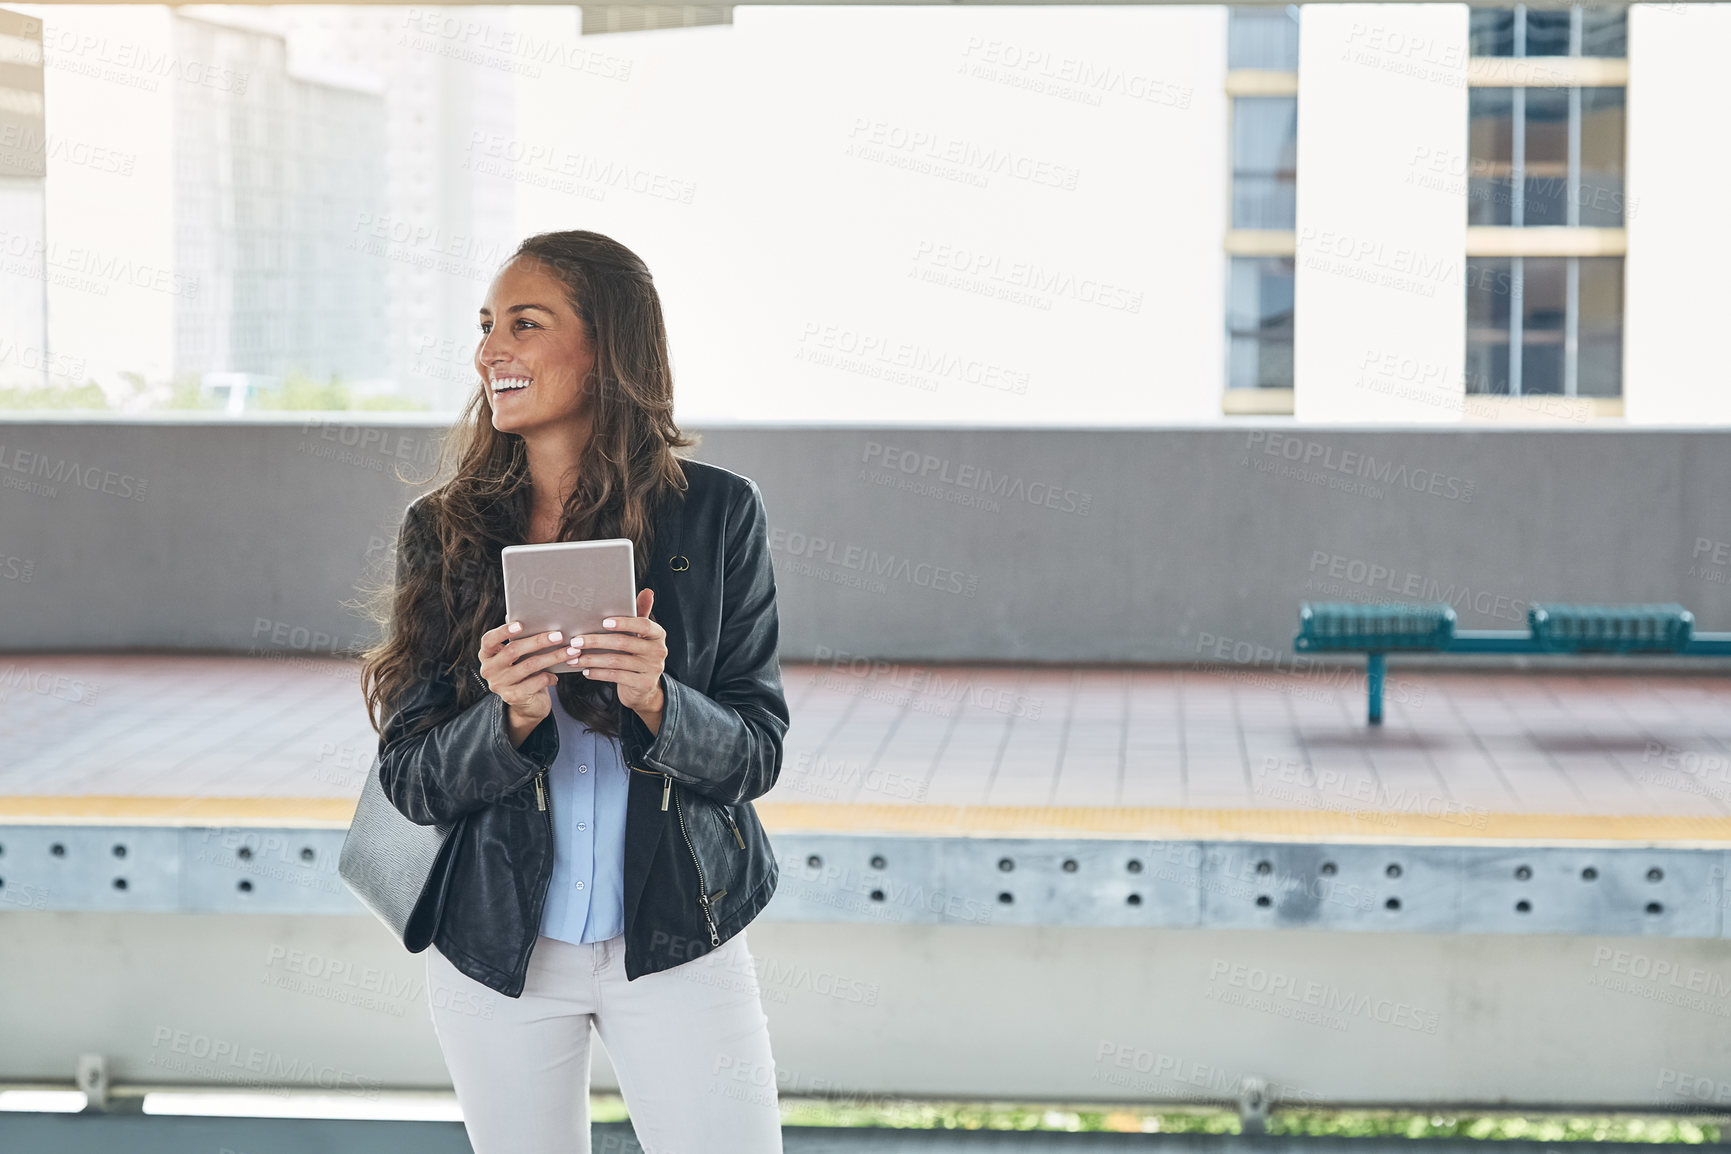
[494,379,531,391]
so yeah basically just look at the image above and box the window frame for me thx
[1465,2,1628,401]
[1223,5,1300,411]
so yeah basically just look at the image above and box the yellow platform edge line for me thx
[2,796,1730,846]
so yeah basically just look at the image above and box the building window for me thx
[1470,4,1627,58]
[1225,6,1298,408]
[1465,4,1626,402]
[1232,97,1297,230]
[1229,5,1299,70]
[1467,86,1625,227]
[1466,256,1623,397]
[1228,257,1295,391]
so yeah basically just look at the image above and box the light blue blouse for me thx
[538,684,630,945]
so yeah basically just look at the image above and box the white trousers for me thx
[424,931,783,1154]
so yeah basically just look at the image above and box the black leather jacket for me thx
[377,458,788,996]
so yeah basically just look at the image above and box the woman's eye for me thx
[477,320,535,334]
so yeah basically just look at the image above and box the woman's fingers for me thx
[480,627,563,688]
[568,632,651,657]
[566,623,668,656]
[598,613,665,640]
[479,617,670,702]
[534,646,586,673]
[478,620,526,658]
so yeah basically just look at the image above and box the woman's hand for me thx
[479,588,669,746]
[567,588,669,732]
[477,620,573,732]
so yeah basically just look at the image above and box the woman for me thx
[359,230,789,1154]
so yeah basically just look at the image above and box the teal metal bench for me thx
[1294,602,1731,724]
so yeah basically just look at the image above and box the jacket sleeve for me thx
[376,500,561,826]
[622,478,790,807]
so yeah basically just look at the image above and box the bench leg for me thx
[1366,653,1385,726]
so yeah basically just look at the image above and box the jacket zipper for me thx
[630,764,726,947]
[528,766,555,958]
[722,806,745,850]
[671,782,722,947]
[630,763,672,810]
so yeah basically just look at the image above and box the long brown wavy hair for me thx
[357,231,698,740]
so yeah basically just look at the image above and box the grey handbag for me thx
[338,753,464,952]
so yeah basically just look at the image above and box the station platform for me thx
[2,653,1728,844]
[3,654,1730,939]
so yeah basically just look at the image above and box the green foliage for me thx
[160,372,222,410]
[249,371,351,412]
[226,370,431,412]
[1270,1108,1722,1144]
[0,367,431,413]
[0,379,109,409]
[586,1095,1726,1141]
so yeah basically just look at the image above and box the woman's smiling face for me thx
[475,256,596,437]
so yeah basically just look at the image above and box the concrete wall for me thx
[3,417,1731,663]
[6,911,1729,1109]
[1295,4,1469,423]
[1623,2,1731,424]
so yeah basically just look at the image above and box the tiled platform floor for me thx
[2,655,1728,836]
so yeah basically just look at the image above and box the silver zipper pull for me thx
[660,773,672,811]
[697,892,721,946]
[535,769,548,812]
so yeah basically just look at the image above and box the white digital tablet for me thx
[500,538,638,674]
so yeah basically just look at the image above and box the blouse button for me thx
[578,822,588,831]
[579,764,588,773]
[575,881,585,890]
